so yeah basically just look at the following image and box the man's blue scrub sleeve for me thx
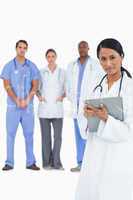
[0,63,11,80]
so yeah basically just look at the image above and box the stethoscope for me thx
[93,70,124,96]
[13,58,33,111]
[13,58,30,98]
[39,67,63,104]
[13,58,28,74]
[42,67,62,83]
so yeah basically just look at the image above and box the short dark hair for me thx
[45,48,57,57]
[16,40,28,48]
[78,41,89,48]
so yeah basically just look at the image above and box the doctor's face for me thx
[98,48,123,75]
[16,42,28,57]
[46,51,57,65]
[78,42,89,57]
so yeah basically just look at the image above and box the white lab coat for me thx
[38,66,66,118]
[66,57,104,118]
[76,73,133,200]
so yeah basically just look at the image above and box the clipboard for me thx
[85,96,124,132]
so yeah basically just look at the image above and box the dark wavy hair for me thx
[97,38,132,78]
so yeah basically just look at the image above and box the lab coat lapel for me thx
[80,58,93,101]
[71,61,79,98]
[101,78,121,98]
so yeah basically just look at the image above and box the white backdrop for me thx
[0,0,133,200]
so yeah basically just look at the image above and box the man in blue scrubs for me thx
[1,40,40,171]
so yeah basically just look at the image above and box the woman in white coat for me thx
[76,38,133,200]
[37,49,66,170]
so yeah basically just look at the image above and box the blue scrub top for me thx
[0,58,40,107]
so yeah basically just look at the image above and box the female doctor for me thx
[76,38,133,200]
[37,49,66,170]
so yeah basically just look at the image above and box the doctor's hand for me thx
[38,96,46,102]
[15,98,28,108]
[19,99,28,108]
[83,105,96,118]
[94,104,108,122]
[56,96,64,102]
[15,98,21,108]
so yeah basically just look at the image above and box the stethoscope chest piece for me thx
[93,71,124,97]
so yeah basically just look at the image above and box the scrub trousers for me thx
[74,119,86,166]
[39,118,63,168]
[5,107,36,167]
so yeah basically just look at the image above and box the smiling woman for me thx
[0,0,133,200]
[76,38,133,200]
[97,38,132,78]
